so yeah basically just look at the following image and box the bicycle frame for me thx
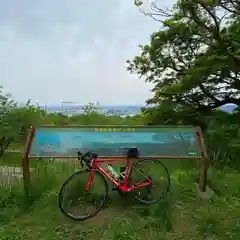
[85,158,152,193]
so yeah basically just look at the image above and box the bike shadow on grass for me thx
[103,188,172,218]
[95,189,173,233]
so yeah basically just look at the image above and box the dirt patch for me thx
[88,206,121,226]
[171,203,197,237]
[67,205,123,239]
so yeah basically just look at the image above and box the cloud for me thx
[0,0,173,105]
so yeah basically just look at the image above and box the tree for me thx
[10,102,45,144]
[129,0,240,125]
[0,89,45,156]
[0,87,18,155]
[82,102,102,115]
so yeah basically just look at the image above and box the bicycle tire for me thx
[58,169,108,221]
[128,159,171,205]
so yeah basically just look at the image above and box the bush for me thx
[204,108,240,169]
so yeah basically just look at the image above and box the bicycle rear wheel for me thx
[58,169,108,221]
[129,159,171,204]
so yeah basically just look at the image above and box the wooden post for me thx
[21,126,35,201]
[196,127,208,192]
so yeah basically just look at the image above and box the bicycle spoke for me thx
[59,170,108,221]
[129,160,171,204]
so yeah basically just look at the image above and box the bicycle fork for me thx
[85,170,94,193]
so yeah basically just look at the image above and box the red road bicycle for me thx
[58,148,171,221]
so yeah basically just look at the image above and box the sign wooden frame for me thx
[21,125,209,198]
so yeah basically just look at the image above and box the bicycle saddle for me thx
[126,147,139,158]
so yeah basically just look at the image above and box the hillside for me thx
[1,153,240,239]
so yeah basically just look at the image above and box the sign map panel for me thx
[29,126,201,158]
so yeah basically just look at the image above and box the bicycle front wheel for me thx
[129,159,171,204]
[58,169,108,221]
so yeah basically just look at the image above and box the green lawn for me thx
[0,153,240,239]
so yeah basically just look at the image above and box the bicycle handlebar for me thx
[77,151,98,168]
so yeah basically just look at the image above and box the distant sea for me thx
[39,103,237,116]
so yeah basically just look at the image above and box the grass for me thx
[0,152,23,166]
[0,153,240,239]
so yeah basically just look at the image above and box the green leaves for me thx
[129,0,240,168]
[128,0,240,116]
[0,88,46,155]
[134,0,143,7]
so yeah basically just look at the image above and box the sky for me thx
[0,0,174,105]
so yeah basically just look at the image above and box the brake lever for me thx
[77,151,84,168]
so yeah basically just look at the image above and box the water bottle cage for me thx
[120,172,126,179]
